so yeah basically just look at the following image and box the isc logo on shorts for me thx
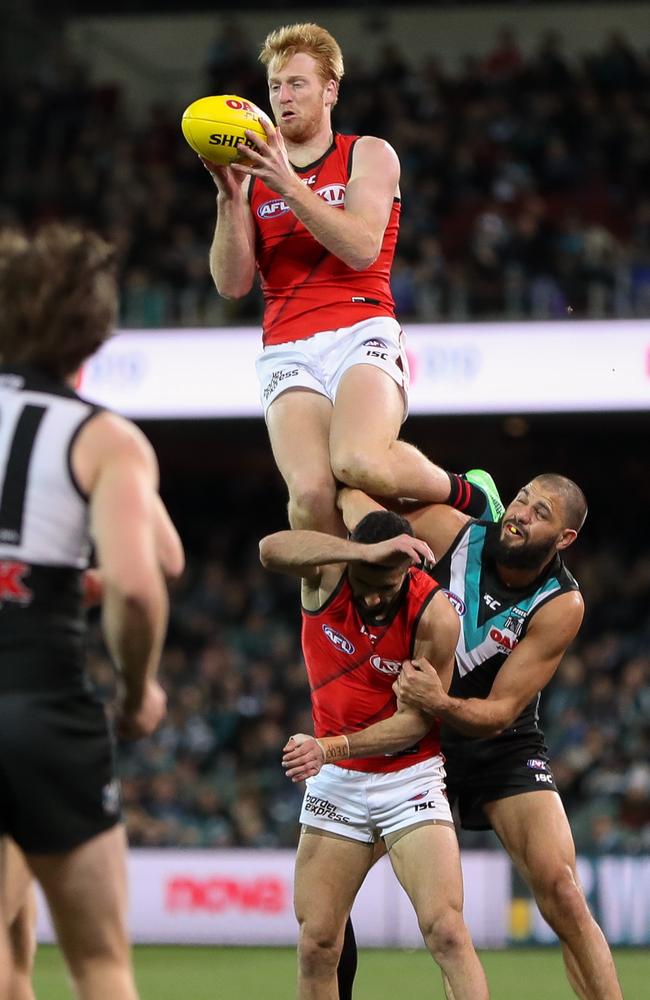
[370,655,402,675]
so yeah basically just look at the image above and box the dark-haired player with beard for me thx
[204,21,503,536]
[285,475,623,1000]
[260,513,489,1000]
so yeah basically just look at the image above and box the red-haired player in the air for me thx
[203,22,503,536]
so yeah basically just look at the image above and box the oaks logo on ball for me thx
[322,625,355,654]
[370,655,402,675]
[225,98,257,112]
[315,183,345,207]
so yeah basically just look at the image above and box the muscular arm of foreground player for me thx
[396,591,584,737]
[76,413,171,738]
[282,589,459,782]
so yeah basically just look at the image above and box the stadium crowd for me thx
[82,478,649,856]
[2,24,650,323]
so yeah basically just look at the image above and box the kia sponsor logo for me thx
[322,624,355,654]
[444,590,466,616]
[166,876,288,913]
[370,654,402,675]
[314,183,346,206]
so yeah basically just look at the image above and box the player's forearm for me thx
[102,576,168,705]
[259,530,366,572]
[435,694,515,737]
[338,488,383,532]
[346,709,431,757]
[209,198,255,297]
[282,178,380,271]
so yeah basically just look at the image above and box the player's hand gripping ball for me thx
[181,94,272,165]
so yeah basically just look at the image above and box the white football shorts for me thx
[299,755,451,844]
[255,316,409,420]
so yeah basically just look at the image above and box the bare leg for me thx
[330,367,452,501]
[388,824,489,1000]
[267,389,343,534]
[0,838,36,1000]
[294,830,374,1000]
[485,793,622,1000]
[27,825,138,1000]
[8,891,37,1000]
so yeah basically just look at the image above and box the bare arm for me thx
[397,592,584,737]
[75,414,170,735]
[234,129,399,271]
[203,161,256,299]
[259,529,434,581]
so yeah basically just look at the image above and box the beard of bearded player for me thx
[486,522,558,572]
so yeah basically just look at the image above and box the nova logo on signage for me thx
[166,876,288,913]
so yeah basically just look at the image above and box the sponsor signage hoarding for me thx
[79,321,650,419]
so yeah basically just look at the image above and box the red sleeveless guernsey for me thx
[249,133,400,347]
[301,568,441,773]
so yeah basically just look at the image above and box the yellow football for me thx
[181,94,272,165]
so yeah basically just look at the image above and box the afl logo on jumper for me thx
[370,655,402,675]
[444,590,466,616]
[257,199,290,219]
[322,625,355,655]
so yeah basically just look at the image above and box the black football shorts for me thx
[0,688,121,853]
[443,734,559,831]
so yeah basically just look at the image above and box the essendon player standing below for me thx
[0,225,184,1000]
[259,513,489,1000]
[205,23,503,534]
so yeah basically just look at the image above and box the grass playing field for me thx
[34,944,647,997]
